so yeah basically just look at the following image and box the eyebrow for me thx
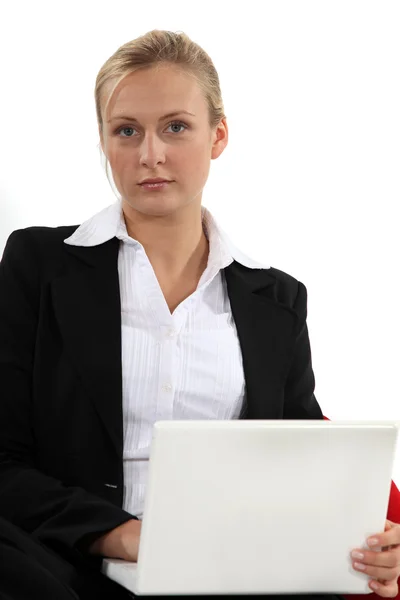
[107,110,196,123]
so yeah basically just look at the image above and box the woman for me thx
[0,29,399,600]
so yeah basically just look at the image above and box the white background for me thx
[0,1,399,486]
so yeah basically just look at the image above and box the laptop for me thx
[101,420,399,596]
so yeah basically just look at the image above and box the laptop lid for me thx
[102,420,399,596]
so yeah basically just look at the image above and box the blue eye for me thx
[116,120,188,138]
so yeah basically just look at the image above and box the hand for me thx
[350,519,400,597]
[89,518,142,562]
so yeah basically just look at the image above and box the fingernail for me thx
[367,537,379,546]
[370,582,378,590]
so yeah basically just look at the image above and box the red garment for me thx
[323,416,400,599]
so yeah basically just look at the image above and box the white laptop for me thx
[101,420,399,596]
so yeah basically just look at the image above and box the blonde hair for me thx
[94,29,226,190]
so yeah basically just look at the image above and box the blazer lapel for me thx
[51,237,300,462]
[51,237,123,459]
[224,264,299,419]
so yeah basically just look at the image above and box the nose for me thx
[139,134,167,169]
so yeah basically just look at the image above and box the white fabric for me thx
[64,199,269,519]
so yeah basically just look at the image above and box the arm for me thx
[86,518,142,561]
[0,229,136,565]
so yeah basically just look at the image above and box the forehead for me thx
[106,65,206,119]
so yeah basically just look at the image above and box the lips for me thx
[139,179,170,185]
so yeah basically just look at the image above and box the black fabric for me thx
[0,515,134,599]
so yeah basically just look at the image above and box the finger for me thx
[352,560,399,581]
[356,548,399,568]
[368,524,400,549]
[369,578,399,597]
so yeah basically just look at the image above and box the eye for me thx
[116,120,188,138]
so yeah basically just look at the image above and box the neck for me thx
[122,202,210,280]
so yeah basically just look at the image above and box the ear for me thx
[211,118,228,160]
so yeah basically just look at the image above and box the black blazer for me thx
[0,225,324,569]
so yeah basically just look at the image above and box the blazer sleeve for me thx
[0,229,136,565]
[283,280,323,419]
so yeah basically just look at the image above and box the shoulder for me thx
[9,224,79,245]
[252,264,307,309]
[1,225,80,280]
[228,261,308,320]
[267,265,300,289]
[2,224,79,255]
[267,266,308,320]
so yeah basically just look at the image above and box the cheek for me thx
[189,150,212,181]
[181,146,209,171]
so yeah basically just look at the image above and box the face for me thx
[99,64,228,217]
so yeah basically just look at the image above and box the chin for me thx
[123,196,185,214]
